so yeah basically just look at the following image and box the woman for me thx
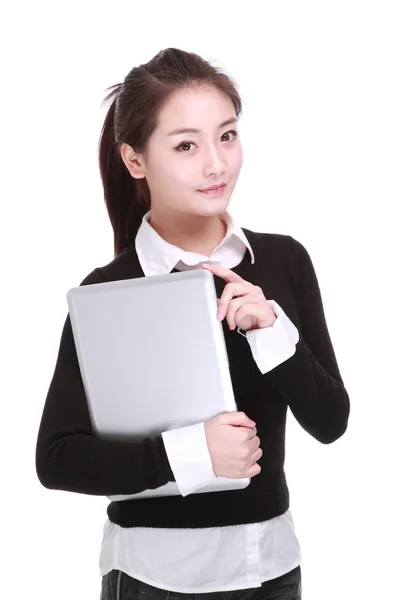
[36,48,350,600]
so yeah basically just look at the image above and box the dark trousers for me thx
[100,566,302,600]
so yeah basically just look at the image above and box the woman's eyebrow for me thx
[166,117,238,137]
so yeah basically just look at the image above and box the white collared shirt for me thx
[135,210,256,275]
[99,210,302,593]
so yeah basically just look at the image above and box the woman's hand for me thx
[204,411,262,479]
[202,264,277,332]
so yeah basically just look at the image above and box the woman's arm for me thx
[265,237,350,444]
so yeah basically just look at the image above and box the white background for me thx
[1,1,399,598]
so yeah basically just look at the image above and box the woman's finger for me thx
[218,282,253,320]
[225,294,261,330]
[235,302,276,329]
[201,263,245,284]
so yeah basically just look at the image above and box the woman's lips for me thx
[198,183,227,195]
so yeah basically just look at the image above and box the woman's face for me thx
[124,85,243,220]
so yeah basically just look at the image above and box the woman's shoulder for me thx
[78,245,141,286]
[242,226,307,256]
[241,228,313,281]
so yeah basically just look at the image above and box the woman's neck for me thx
[149,211,227,257]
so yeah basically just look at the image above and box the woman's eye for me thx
[175,142,195,152]
[222,130,238,142]
[174,130,238,152]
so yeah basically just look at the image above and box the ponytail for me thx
[98,86,150,257]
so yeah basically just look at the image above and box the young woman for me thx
[36,48,350,600]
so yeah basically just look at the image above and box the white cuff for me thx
[161,423,216,497]
[245,300,300,374]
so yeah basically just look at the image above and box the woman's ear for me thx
[119,143,146,179]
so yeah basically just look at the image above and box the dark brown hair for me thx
[98,48,243,257]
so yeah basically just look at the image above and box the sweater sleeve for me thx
[35,269,175,496]
[265,237,350,444]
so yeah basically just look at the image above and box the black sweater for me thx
[35,229,350,528]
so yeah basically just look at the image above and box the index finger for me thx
[201,263,244,284]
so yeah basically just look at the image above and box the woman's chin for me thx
[195,192,231,215]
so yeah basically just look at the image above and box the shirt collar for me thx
[135,210,255,276]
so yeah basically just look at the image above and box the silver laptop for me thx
[67,269,250,500]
